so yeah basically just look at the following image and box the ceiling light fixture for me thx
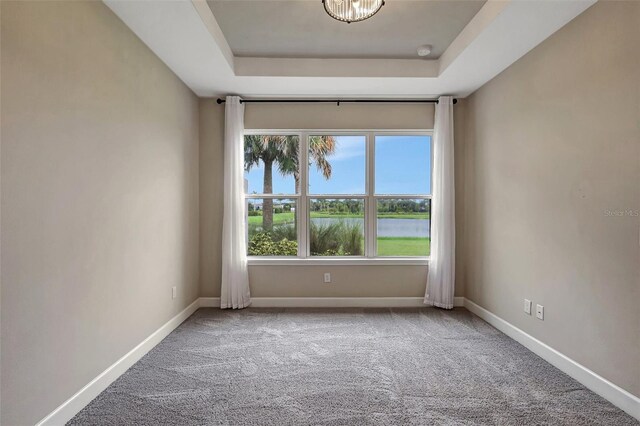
[417,45,432,57]
[323,0,385,24]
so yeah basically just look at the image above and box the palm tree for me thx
[244,135,292,231]
[279,136,336,193]
[244,135,336,230]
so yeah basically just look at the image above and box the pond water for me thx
[311,217,430,238]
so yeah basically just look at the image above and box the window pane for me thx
[247,198,297,256]
[376,199,430,256]
[244,135,299,195]
[375,135,431,195]
[309,135,366,195]
[309,199,364,256]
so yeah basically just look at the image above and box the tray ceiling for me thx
[103,0,596,98]
[207,0,486,59]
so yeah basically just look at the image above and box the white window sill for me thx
[247,257,429,266]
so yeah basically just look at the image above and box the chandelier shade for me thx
[323,0,385,23]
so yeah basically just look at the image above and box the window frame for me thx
[244,129,433,266]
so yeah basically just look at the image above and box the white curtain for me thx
[425,96,455,309]
[221,96,251,309]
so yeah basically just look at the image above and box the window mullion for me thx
[366,132,376,258]
[299,132,309,259]
[372,194,431,200]
[308,194,366,199]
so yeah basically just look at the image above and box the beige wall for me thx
[200,100,466,298]
[199,99,225,297]
[461,1,639,397]
[245,102,435,130]
[0,1,200,424]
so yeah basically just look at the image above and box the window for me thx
[244,135,300,257]
[244,132,432,261]
[374,135,431,257]
[247,198,297,256]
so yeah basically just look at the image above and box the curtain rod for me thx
[216,98,457,105]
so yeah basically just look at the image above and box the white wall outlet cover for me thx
[524,299,532,315]
[323,273,331,283]
[172,286,177,299]
[536,304,544,320]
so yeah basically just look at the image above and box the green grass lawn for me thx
[247,212,294,226]
[377,237,430,256]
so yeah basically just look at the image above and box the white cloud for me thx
[324,138,366,162]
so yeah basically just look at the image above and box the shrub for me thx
[309,220,364,256]
[339,222,364,256]
[309,221,342,255]
[250,221,363,257]
[248,232,297,256]
[271,224,296,242]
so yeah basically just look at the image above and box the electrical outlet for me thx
[172,286,177,299]
[323,273,331,283]
[524,299,532,315]
[536,304,544,320]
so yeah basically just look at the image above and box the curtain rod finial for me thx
[216,98,224,104]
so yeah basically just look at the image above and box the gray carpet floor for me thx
[69,307,638,425]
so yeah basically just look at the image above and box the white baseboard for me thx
[36,298,201,426]
[464,298,640,420]
[199,297,221,307]
[37,296,637,424]
[201,296,464,308]
[36,295,461,423]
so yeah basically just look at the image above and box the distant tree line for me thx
[310,199,363,215]
[377,199,429,214]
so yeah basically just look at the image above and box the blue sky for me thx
[245,135,431,195]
